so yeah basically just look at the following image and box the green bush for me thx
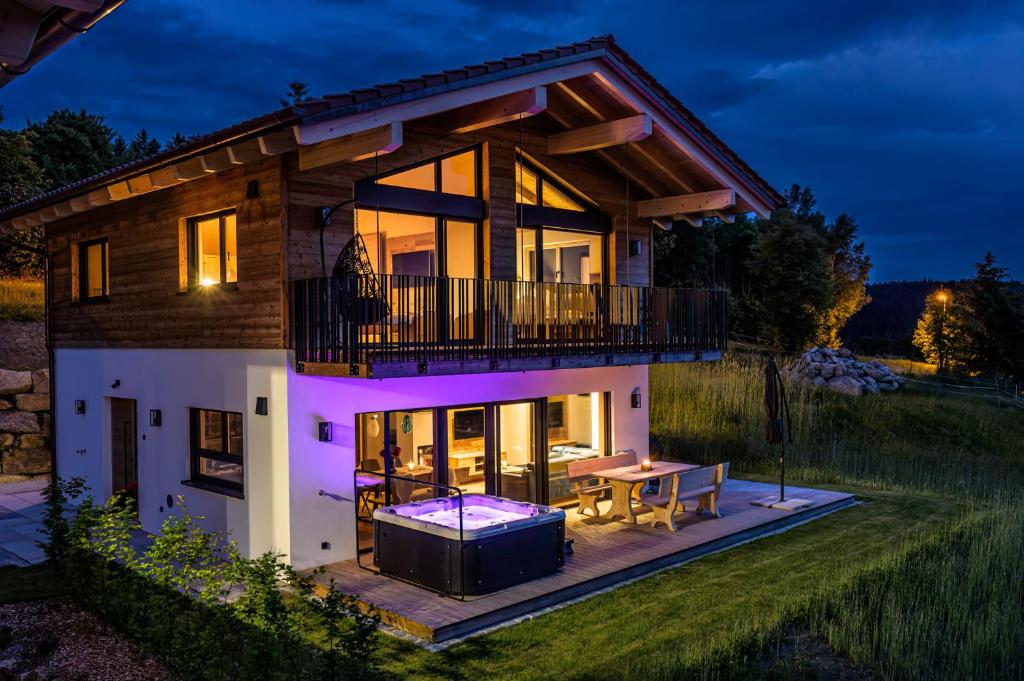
[39,478,382,681]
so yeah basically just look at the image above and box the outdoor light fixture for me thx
[255,397,269,415]
[110,379,121,389]
[74,399,86,415]
[200,277,217,287]
[631,390,642,409]
[149,409,162,427]
[630,239,643,257]
[246,180,260,198]
[318,421,333,442]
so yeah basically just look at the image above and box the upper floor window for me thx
[77,238,109,301]
[515,160,585,211]
[189,407,244,496]
[375,148,478,197]
[187,210,237,288]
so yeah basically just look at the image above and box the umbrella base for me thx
[752,496,813,511]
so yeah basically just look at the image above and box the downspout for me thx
[0,0,129,88]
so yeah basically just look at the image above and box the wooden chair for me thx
[566,449,637,517]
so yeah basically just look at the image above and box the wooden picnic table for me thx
[587,461,699,523]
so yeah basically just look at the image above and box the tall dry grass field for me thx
[0,278,44,321]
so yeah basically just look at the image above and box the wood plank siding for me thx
[44,117,653,350]
[46,158,287,349]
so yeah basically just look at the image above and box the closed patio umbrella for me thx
[753,353,810,510]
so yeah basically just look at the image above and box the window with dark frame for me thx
[186,210,237,288]
[188,408,244,495]
[77,238,109,301]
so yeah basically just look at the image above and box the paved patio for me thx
[0,478,49,567]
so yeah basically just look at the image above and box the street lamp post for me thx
[936,291,949,372]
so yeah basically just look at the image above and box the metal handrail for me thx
[352,467,468,599]
[295,274,729,368]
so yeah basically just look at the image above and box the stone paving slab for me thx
[0,480,48,566]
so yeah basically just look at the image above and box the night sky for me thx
[3,1,1022,282]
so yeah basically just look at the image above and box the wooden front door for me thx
[110,398,138,510]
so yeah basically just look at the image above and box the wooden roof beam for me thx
[258,127,299,155]
[227,139,267,164]
[174,157,214,181]
[548,114,651,155]
[298,122,403,172]
[637,189,735,218]
[201,148,241,172]
[440,86,547,133]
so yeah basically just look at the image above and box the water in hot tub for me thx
[411,504,532,531]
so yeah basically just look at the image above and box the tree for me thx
[0,111,47,277]
[912,288,966,371]
[747,210,834,351]
[164,131,190,150]
[280,81,312,107]
[818,212,872,346]
[960,253,1023,379]
[128,129,161,161]
[25,108,118,188]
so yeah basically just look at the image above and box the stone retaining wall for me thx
[0,368,51,476]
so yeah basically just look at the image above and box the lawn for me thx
[0,278,44,321]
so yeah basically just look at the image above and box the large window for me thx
[356,148,482,279]
[376,148,478,197]
[513,158,607,285]
[188,408,244,496]
[186,210,237,288]
[77,238,109,301]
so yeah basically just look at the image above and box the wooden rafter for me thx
[548,114,652,155]
[637,189,736,218]
[439,86,547,133]
[298,122,403,172]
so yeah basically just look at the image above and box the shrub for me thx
[39,480,383,681]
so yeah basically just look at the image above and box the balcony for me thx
[292,275,727,378]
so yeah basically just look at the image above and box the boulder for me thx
[826,376,864,396]
[0,411,39,434]
[878,381,899,392]
[16,433,47,449]
[31,368,49,393]
[820,363,835,379]
[813,376,827,387]
[0,397,12,410]
[15,393,50,412]
[837,348,853,358]
[1,448,50,475]
[0,433,14,448]
[0,370,32,395]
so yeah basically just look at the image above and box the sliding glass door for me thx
[496,401,539,503]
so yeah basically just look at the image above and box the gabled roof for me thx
[0,34,782,229]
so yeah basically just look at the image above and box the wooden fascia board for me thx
[298,122,403,172]
[296,59,599,144]
[637,189,735,218]
[592,64,775,218]
[548,114,652,155]
[442,86,547,133]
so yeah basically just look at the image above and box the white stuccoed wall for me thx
[54,348,291,561]
[54,347,649,570]
[286,363,649,569]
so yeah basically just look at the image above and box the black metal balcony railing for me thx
[293,274,727,375]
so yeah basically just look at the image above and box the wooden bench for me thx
[642,462,729,531]
[566,449,637,517]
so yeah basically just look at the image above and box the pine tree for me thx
[164,131,190,150]
[128,129,161,160]
[25,108,118,188]
[912,288,965,371]
[961,253,1022,378]
[280,81,312,107]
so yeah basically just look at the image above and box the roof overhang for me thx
[0,35,782,235]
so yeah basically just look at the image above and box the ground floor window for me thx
[188,408,244,496]
[355,392,608,508]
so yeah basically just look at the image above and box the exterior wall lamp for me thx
[74,399,86,415]
[255,397,269,415]
[318,421,333,442]
[631,389,642,409]
[149,409,162,427]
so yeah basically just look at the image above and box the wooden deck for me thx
[313,479,856,644]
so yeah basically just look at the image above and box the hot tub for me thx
[373,494,565,595]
